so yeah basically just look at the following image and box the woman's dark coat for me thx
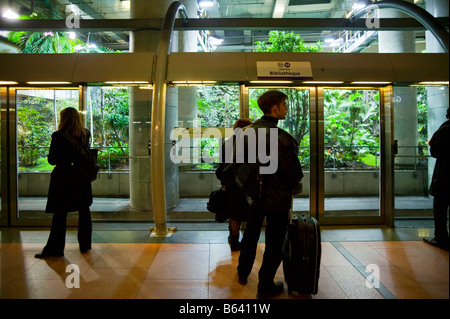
[45,129,93,214]
[429,120,450,197]
[216,136,249,222]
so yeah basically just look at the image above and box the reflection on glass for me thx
[177,85,240,171]
[17,89,79,172]
[393,85,448,218]
[85,87,130,172]
[249,88,310,170]
[249,88,310,214]
[17,89,79,218]
[323,89,380,217]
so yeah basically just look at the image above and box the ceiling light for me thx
[418,81,448,85]
[172,81,216,86]
[0,81,18,85]
[250,81,294,84]
[2,9,19,19]
[352,0,371,10]
[26,81,72,85]
[198,0,214,8]
[303,81,344,84]
[208,37,223,46]
[351,81,391,84]
[105,81,149,84]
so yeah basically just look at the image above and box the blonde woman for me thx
[35,107,93,258]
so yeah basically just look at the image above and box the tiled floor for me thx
[0,223,448,301]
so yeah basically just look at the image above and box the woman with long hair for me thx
[216,118,253,251]
[35,107,94,258]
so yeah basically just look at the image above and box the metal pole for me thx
[349,0,449,53]
[151,1,188,236]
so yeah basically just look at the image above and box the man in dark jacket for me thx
[423,107,450,251]
[235,90,303,298]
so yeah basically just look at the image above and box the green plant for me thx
[255,31,322,52]
[8,0,83,53]
[324,89,380,168]
[8,0,116,53]
[17,105,53,166]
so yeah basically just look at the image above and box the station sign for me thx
[256,61,313,80]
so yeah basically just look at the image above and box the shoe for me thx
[238,275,248,285]
[423,237,449,250]
[34,251,64,258]
[257,281,284,299]
[228,235,241,251]
[80,246,91,253]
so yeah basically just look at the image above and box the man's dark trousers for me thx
[237,204,289,285]
[433,194,450,244]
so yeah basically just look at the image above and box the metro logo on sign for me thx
[257,61,313,81]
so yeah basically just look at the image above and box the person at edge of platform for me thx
[35,107,94,258]
[423,107,450,251]
[216,118,253,251]
[234,90,304,298]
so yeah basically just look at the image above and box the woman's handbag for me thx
[207,189,228,223]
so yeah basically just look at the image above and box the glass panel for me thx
[394,85,448,220]
[248,88,310,215]
[85,87,130,172]
[16,89,79,219]
[83,86,134,220]
[323,88,380,217]
[0,88,3,225]
[176,84,241,198]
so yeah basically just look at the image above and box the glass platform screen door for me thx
[245,86,392,225]
[318,87,385,225]
[9,87,81,226]
[392,84,449,223]
[0,87,8,226]
[247,87,313,217]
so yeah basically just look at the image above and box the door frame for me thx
[244,84,394,226]
[7,86,82,226]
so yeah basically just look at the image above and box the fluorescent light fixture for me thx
[105,81,149,84]
[0,81,18,85]
[273,6,285,18]
[2,9,19,19]
[417,81,449,85]
[172,81,216,85]
[139,85,153,90]
[198,0,214,8]
[351,81,391,84]
[303,81,344,84]
[352,0,369,10]
[250,81,294,84]
[26,81,72,85]
[209,37,223,46]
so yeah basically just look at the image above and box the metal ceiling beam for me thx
[64,0,129,42]
[0,17,448,32]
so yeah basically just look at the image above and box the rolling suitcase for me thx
[282,209,321,295]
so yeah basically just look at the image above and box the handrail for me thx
[151,1,188,236]
[349,0,449,53]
